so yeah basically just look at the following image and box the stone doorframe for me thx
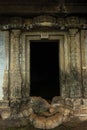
[21,31,69,98]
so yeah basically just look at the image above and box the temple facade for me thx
[0,16,87,101]
[0,1,87,128]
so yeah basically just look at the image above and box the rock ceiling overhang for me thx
[0,2,87,16]
[0,1,87,30]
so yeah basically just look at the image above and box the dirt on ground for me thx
[0,117,87,130]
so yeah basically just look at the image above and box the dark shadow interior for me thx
[30,40,60,100]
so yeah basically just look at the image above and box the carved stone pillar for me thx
[68,29,82,98]
[10,30,22,99]
[81,30,87,98]
[69,29,78,69]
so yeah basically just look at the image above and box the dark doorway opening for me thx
[30,41,60,100]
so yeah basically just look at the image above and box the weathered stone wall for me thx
[0,32,7,100]
[0,16,87,103]
[3,31,10,100]
[0,17,87,128]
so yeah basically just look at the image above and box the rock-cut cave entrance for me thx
[30,40,60,100]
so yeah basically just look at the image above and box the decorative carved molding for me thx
[33,15,56,27]
[11,30,21,39]
[65,17,79,27]
[68,29,79,37]
[0,16,86,30]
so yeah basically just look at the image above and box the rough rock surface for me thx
[28,96,73,129]
[29,96,50,114]
[0,97,74,129]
